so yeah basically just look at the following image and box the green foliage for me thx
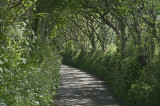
[59,1,160,105]
[0,27,61,105]
[1,0,160,105]
[0,1,62,105]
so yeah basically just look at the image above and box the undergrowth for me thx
[0,26,61,106]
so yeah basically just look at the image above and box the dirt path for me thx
[54,65,125,106]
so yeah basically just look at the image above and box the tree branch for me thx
[11,0,23,8]
[100,13,120,35]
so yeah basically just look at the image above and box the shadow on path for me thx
[54,65,125,106]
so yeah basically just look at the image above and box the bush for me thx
[0,28,61,105]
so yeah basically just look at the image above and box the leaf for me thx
[0,102,7,106]
[0,60,3,65]
[0,68,2,73]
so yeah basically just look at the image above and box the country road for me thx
[54,65,125,106]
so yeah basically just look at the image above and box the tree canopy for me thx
[0,0,160,105]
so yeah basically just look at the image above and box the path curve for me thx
[54,65,125,106]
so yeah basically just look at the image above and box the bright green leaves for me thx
[0,0,62,105]
[51,25,58,39]
[0,60,3,65]
[35,13,49,19]
[0,27,61,105]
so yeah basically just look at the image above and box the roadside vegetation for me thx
[0,0,62,105]
[60,0,160,105]
[0,0,160,105]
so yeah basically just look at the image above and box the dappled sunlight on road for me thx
[54,65,124,106]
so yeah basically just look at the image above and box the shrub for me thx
[0,28,61,105]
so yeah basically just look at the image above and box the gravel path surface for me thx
[54,65,125,106]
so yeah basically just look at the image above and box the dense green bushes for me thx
[62,50,160,106]
[0,35,61,105]
[0,23,61,106]
[0,1,62,105]
[1,0,160,105]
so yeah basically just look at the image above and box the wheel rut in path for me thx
[54,65,125,106]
